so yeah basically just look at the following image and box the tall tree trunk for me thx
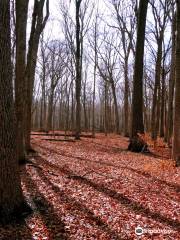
[0,0,25,222]
[92,18,97,137]
[172,1,180,167]
[151,36,163,140]
[144,74,149,132]
[83,74,88,131]
[75,0,82,139]
[40,58,46,131]
[71,78,75,131]
[166,13,176,144]
[47,89,54,131]
[160,65,165,137]
[40,97,43,130]
[110,77,119,134]
[92,61,96,137]
[128,0,148,152]
[24,0,49,151]
[104,81,108,136]
[15,0,29,163]
[124,59,129,136]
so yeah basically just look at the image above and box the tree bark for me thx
[172,1,180,167]
[15,0,29,163]
[124,59,129,137]
[0,0,25,222]
[151,36,163,140]
[110,77,119,134]
[24,0,49,151]
[83,73,88,131]
[166,13,176,144]
[47,88,54,131]
[92,17,97,137]
[75,0,82,140]
[160,65,165,137]
[128,0,148,152]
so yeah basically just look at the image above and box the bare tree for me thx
[25,0,49,151]
[150,0,171,140]
[96,31,120,134]
[46,41,66,131]
[128,0,148,152]
[110,0,136,136]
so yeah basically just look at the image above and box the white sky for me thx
[28,0,172,98]
[28,0,110,41]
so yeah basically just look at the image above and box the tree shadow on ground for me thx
[43,138,75,142]
[35,167,126,240]
[0,222,32,240]
[35,144,180,193]
[0,181,32,240]
[142,151,170,160]
[22,170,68,240]
[34,155,180,232]
[89,141,126,154]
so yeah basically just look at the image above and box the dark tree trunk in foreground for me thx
[0,0,26,223]
[172,1,180,167]
[15,0,29,163]
[75,0,82,140]
[128,0,148,152]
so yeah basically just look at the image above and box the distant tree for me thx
[92,14,98,137]
[0,0,25,222]
[111,0,136,136]
[46,41,65,131]
[96,30,120,134]
[39,35,49,131]
[128,0,148,152]
[150,0,171,140]
[172,0,180,167]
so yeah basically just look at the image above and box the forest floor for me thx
[0,132,180,240]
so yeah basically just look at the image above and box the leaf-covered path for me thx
[1,133,180,239]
